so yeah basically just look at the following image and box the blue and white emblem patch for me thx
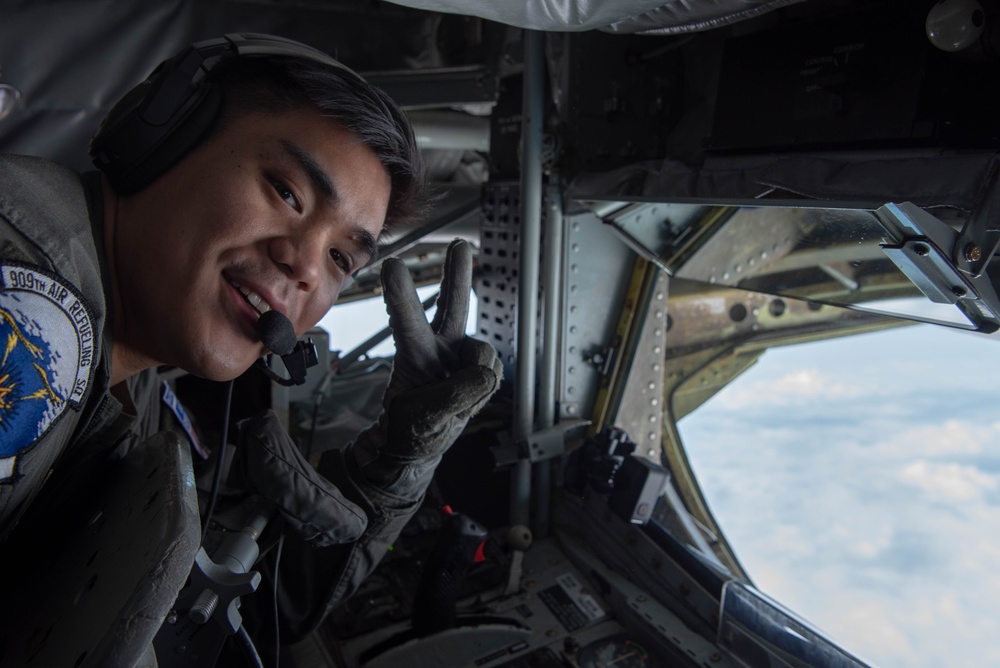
[0,264,95,482]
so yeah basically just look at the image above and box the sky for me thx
[316,284,456,358]
[678,322,1000,668]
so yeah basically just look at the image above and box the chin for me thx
[183,348,260,382]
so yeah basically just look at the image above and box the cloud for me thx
[874,420,1000,457]
[714,367,862,409]
[676,323,1000,668]
[899,460,999,502]
[683,426,1000,666]
[837,600,917,664]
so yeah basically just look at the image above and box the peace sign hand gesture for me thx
[357,239,502,485]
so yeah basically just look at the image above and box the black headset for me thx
[89,33,364,195]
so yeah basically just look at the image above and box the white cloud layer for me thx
[678,324,1000,668]
[899,460,998,501]
[876,420,999,457]
[714,366,862,409]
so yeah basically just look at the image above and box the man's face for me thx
[114,107,391,380]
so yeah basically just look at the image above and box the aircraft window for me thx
[675,322,1000,668]
[317,287,478,358]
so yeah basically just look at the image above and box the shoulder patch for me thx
[0,264,96,482]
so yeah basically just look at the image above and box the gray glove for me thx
[353,239,503,491]
[230,410,367,546]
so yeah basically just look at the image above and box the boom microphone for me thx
[257,310,297,356]
[254,311,319,386]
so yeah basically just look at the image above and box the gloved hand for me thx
[229,410,367,546]
[352,239,503,491]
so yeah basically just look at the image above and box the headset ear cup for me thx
[89,81,153,179]
[90,34,364,195]
[90,81,223,195]
[116,83,223,195]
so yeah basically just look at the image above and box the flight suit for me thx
[0,153,126,540]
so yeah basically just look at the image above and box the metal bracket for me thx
[876,202,1000,333]
[955,161,1000,278]
[524,419,591,463]
[155,514,269,667]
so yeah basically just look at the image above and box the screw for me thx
[189,589,219,625]
[952,286,967,298]
[913,243,930,256]
[965,243,983,263]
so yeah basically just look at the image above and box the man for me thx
[0,33,501,662]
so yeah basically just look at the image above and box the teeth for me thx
[233,282,273,315]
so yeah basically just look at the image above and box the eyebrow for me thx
[355,228,379,266]
[280,139,381,268]
[281,139,336,201]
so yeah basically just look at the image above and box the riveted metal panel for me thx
[560,212,638,421]
[477,182,524,388]
[612,271,670,460]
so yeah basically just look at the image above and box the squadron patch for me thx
[0,264,95,483]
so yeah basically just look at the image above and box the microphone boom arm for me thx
[255,338,319,386]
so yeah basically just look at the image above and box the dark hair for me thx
[208,55,426,238]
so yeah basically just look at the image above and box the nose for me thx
[269,225,328,292]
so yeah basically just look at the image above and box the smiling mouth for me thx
[229,280,273,317]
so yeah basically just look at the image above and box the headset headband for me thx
[89,33,363,195]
